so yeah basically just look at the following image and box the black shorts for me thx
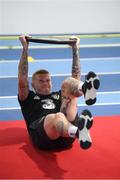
[28,114,79,150]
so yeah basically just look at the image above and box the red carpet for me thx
[0,116,120,179]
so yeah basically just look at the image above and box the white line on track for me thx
[0,107,20,110]
[0,91,120,99]
[0,102,120,111]
[0,43,120,50]
[0,91,120,110]
[0,71,120,79]
[0,96,17,99]
[1,56,120,63]
[78,102,120,106]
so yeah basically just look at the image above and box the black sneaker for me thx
[82,71,100,105]
[78,109,93,149]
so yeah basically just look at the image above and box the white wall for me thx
[0,0,120,35]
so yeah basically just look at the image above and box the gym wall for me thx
[0,0,120,34]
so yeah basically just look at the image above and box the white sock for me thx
[68,125,78,138]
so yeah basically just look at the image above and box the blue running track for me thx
[0,35,120,120]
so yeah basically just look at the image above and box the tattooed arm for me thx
[18,35,29,101]
[70,37,81,80]
[60,38,82,119]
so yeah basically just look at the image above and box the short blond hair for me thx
[32,69,50,81]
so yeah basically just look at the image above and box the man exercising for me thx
[18,35,100,150]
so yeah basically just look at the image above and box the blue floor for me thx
[0,35,120,120]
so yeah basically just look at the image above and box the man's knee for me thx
[44,114,55,128]
[55,112,66,120]
[43,113,67,139]
[44,112,66,128]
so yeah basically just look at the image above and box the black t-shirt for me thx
[18,90,61,127]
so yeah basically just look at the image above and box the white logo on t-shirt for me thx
[52,94,60,100]
[42,99,55,109]
[34,95,40,100]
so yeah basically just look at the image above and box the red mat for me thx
[0,116,120,179]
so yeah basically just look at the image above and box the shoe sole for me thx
[78,109,93,149]
[83,72,100,105]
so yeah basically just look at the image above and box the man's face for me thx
[32,73,52,95]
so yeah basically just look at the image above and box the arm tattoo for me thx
[20,60,28,75]
[19,49,28,76]
[18,47,29,100]
[72,46,81,79]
